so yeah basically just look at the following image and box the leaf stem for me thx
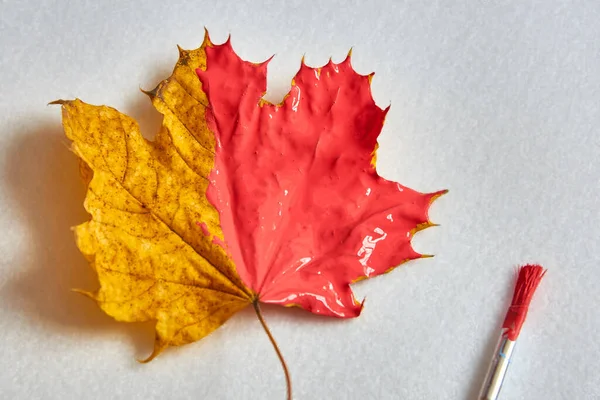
[253,300,292,400]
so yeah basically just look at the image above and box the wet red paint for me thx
[196,221,210,236]
[502,264,546,340]
[198,38,445,318]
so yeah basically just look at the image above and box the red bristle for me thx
[501,264,546,340]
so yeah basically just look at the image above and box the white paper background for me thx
[1,1,598,399]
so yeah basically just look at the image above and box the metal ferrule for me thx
[478,333,516,400]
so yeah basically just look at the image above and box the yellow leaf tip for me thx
[424,189,448,222]
[137,355,155,364]
[410,221,436,236]
[71,288,96,300]
[432,189,449,198]
[48,99,69,106]
[344,47,353,64]
[367,72,375,84]
[138,341,167,363]
[176,44,189,58]
[202,27,213,47]
[140,86,158,98]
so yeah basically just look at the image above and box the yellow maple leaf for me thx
[53,34,253,363]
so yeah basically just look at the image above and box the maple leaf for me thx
[53,31,445,398]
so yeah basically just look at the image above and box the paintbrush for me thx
[478,264,546,400]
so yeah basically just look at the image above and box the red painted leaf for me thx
[198,37,445,318]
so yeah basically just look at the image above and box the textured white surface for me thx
[1,1,599,399]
